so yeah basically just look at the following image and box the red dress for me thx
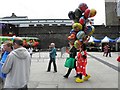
[76,51,87,76]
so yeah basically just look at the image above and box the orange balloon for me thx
[67,36,71,40]
[71,33,76,39]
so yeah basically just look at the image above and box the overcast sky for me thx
[0,0,105,25]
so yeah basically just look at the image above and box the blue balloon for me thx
[76,31,85,40]
[84,26,94,35]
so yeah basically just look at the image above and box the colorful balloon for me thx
[70,33,76,39]
[90,9,97,17]
[68,11,75,20]
[78,3,88,13]
[67,2,96,51]
[72,23,82,31]
[68,36,71,40]
[74,40,82,49]
[84,25,95,35]
[67,33,76,40]
[76,31,85,40]
[74,8,82,20]
[79,16,86,25]
[89,26,95,35]
[84,9,90,19]
[70,29,76,34]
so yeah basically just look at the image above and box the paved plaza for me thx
[27,51,119,89]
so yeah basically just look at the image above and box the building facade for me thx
[105,0,120,25]
[0,0,120,49]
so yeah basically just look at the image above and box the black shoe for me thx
[47,70,50,72]
[53,71,57,73]
[63,75,68,78]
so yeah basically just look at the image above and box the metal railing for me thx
[31,47,69,62]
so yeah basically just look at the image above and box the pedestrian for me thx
[0,41,13,88]
[106,44,111,57]
[1,37,31,89]
[75,43,90,83]
[28,46,33,58]
[47,43,57,72]
[103,44,108,56]
[63,42,77,78]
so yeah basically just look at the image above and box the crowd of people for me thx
[0,39,119,89]
[46,41,91,83]
[0,40,91,89]
[0,38,31,89]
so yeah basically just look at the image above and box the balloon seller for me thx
[67,3,97,83]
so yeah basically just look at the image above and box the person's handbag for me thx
[64,57,75,68]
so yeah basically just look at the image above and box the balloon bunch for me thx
[68,3,97,49]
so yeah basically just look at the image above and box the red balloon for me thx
[78,3,88,13]
[79,17,85,25]
[84,9,90,19]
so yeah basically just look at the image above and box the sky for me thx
[0,0,105,25]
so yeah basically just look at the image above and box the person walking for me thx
[75,43,91,83]
[28,46,33,58]
[103,44,108,56]
[1,37,31,89]
[106,44,111,57]
[47,43,57,72]
[63,42,77,78]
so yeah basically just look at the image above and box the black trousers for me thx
[64,59,76,77]
[106,52,111,57]
[47,58,57,72]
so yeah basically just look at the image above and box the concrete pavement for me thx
[28,51,119,89]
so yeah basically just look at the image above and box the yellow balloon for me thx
[72,23,82,31]
[90,9,97,17]
[74,40,82,49]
